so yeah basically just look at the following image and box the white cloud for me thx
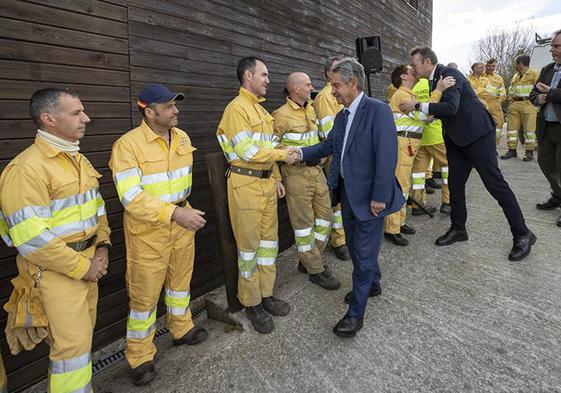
[432,0,561,72]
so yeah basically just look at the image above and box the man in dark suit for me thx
[529,29,561,228]
[400,47,536,261]
[289,58,404,337]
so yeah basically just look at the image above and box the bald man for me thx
[273,72,341,290]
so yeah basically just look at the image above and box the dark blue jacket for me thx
[428,64,495,146]
[301,94,404,221]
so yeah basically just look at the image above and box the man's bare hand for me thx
[92,247,109,269]
[276,182,286,199]
[370,200,386,217]
[400,100,418,113]
[172,207,206,231]
[537,93,548,105]
[536,82,550,93]
[435,75,456,92]
[83,257,107,282]
[286,148,301,165]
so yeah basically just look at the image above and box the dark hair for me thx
[29,88,79,129]
[471,62,484,71]
[391,65,409,88]
[515,55,530,66]
[410,47,438,65]
[324,55,343,78]
[236,56,265,84]
[486,58,497,65]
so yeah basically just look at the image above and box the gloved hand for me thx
[5,313,53,355]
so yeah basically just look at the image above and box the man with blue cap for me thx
[110,84,208,386]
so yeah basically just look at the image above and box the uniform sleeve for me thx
[109,139,177,226]
[272,109,289,148]
[220,107,287,163]
[95,211,111,245]
[428,90,443,103]
[0,166,91,280]
[498,79,506,104]
[313,95,336,139]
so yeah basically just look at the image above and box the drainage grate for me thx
[92,303,207,376]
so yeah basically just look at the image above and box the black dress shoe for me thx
[508,231,537,261]
[435,228,468,246]
[412,206,437,216]
[173,326,208,346]
[400,224,416,235]
[132,361,158,387]
[384,232,409,246]
[344,285,381,304]
[536,197,561,210]
[333,315,363,338]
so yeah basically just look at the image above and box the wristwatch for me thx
[414,102,421,111]
[95,242,112,251]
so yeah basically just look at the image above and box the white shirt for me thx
[420,66,437,114]
[340,92,364,178]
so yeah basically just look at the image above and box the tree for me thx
[469,22,534,90]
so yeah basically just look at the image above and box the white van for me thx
[530,33,553,70]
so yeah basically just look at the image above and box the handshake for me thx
[285,147,303,165]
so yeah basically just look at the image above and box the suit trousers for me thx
[445,131,528,237]
[411,143,450,206]
[537,121,561,200]
[340,180,383,319]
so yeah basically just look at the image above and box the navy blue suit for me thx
[428,64,528,237]
[301,94,404,318]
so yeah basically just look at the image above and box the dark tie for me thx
[327,109,349,189]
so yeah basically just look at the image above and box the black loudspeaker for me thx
[356,36,383,73]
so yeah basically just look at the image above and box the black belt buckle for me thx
[260,169,272,178]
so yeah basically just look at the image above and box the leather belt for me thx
[67,235,97,252]
[397,131,422,140]
[230,165,272,179]
[174,200,187,207]
[512,97,529,102]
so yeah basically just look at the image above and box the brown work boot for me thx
[332,244,350,260]
[245,304,274,334]
[132,361,158,387]
[309,270,341,290]
[297,261,330,275]
[262,296,290,316]
[172,326,208,346]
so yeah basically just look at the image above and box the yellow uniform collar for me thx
[239,87,265,104]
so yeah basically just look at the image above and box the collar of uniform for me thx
[239,87,265,104]
[398,86,416,98]
[286,96,310,110]
[140,119,178,143]
[34,134,64,158]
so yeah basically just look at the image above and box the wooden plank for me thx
[0,119,131,140]
[0,101,130,122]
[0,17,128,54]
[26,0,128,22]
[0,39,129,71]
[0,80,130,102]
[0,0,128,38]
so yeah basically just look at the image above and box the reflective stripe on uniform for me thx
[217,134,240,162]
[510,84,533,98]
[314,218,332,242]
[114,167,143,207]
[318,115,335,139]
[238,250,257,278]
[49,352,92,393]
[165,288,191,316]
[219,131,280,163]
[393,113,424,134]
[332,210,343,229]
[295,227,314,252]
[127,307,157,339]
[411,172,426,190]
[441,167,449,185]
[506,130,518,142]
[281,131,320,147]
[257,240,277,265]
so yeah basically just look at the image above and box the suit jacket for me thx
[529,62,561,140]
[301,94,404,221]
[428,64,496,147]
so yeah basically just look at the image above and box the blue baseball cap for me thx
[137,84,184,110]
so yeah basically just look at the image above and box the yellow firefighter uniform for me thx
[485,72,506,142]
[386,83,398,103]
[1,354,6,393]
[313,82,345,248]
[410,79,449,207]
[506,69,539,151]
[217,87,288,307]
[109,120,197,369]
[468,73,493,111]
[0,136,110,393]
[385,86,443,235]
[272,98,332,274]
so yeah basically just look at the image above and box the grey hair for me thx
[555,28,561,37]
[324,55,343,78]
[331,57,366,91]
[29,88,79,128]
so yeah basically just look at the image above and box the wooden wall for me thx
[0,0,432,390]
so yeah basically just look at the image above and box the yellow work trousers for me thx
[323,156,345,248]
[282,165,332,274]
[411,143,450,206]
[1,351,6,393]
[506,101,537,151]
[228,173,278,307]
[124,215,195,369]
[385,137,421,234]
[487,100,505,143]
[15,245,97,393]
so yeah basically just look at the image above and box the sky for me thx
[432,0,561,73]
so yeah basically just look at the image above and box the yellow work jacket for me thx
[110,120,195,229]
[217,87,286,179]
[313,82,343,139]
[468,74,493,107]
[0,137,110,280]
[485,73,506,104]
[509,69,539,99]
[390,86,442,135]
[412,78,444,146]
[386,84,398,103]
[272,97,320,148]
